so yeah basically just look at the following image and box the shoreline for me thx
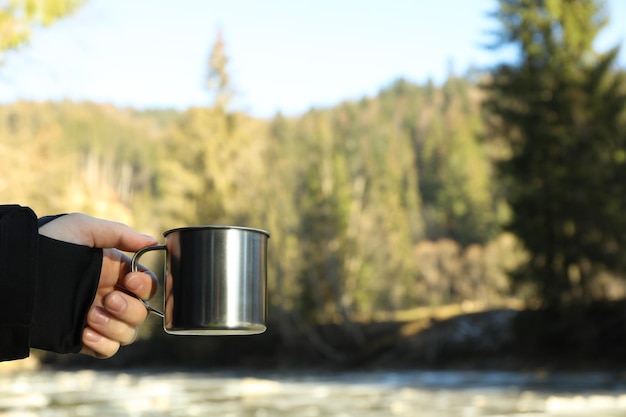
[5,301,626,374]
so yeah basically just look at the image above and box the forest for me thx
[2,0,626,369]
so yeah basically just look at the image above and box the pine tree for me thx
[483,0,626,306]
[205,30,233,111]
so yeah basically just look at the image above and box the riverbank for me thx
[17,300,626,372]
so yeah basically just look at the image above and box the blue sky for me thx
[0,0,624,118]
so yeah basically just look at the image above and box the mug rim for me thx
[164,225,270,238]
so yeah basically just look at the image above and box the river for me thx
[1,369,626,416]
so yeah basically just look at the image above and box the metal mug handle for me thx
[128,244,167,318]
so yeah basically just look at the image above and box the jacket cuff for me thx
[0,206,38,360]
[30,235,102,354]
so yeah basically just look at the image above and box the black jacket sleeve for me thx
[0,205,38,360]
[0,205,101,361]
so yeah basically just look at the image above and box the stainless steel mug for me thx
[131,226,270,335]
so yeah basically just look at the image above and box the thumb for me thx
[39,213,158,251]
[91,220,158,252]
[87,218,158,251]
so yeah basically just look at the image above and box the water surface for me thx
[1,370,626,416]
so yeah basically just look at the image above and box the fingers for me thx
[103,290,151,326]
[82,288,151,359]
[86,305,139,344]
[85,249,158,359]
[81,329,122,359]
[102,248,158,291]
[121,270,159,301]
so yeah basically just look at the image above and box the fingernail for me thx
[125,275,144,293]
[107,293,127,313]
[84,329,102,343]
[90,308,110,325]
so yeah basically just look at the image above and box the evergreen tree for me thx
[205,30,233,111]
[483,0,626,305]
[158,33,265,229]
[418,76,496,246]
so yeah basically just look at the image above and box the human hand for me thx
[39,213,158,358]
